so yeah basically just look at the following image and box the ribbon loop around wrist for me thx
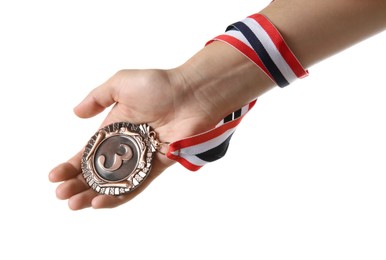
[167,14,308,171]
[166,101,256,171]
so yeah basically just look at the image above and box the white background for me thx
[1,1,385,259]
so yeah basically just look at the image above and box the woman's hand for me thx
[48,68,218,210]
[48,41,275,210]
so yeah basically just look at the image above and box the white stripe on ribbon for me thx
[171,127,236,156]
[241,104,249,117]
[174,154,208,167]
[225,30,253,48]
[241,18,298,83]
[216,103,251,127]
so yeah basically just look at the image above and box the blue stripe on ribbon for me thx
[196,134,233,162]
[227,22,289,87]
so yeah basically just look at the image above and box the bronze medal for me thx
[82,122,159,195]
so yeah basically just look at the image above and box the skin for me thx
[49,0,386,210]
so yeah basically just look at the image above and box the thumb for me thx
[74,83,116,118]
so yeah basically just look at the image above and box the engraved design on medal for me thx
[97,143,133,172]
[82,122,156,195]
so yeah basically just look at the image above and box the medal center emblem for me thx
[94,135,139,182]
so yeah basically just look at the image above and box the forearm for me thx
[172,0,386,123]
[262,0,386,67]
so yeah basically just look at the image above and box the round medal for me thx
[81,122,158,196]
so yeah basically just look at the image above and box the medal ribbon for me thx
[166,14,308,171]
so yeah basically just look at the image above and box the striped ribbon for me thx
[210,14,308,87]
[167,100,256,171]
[166,14,308,171]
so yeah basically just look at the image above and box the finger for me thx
[68,189,99,210]
[74,83,116,119]
[91,192,139,209]
[49,151,83,182]
[55,175,89,200]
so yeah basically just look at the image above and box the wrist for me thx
[171,41,274,124]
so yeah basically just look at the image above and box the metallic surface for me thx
[82,122,156,195]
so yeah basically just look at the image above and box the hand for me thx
[48,41,270,210]
[48,69,218,210]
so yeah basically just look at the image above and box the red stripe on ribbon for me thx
[207,35,275,83]
[249,14,308,78]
